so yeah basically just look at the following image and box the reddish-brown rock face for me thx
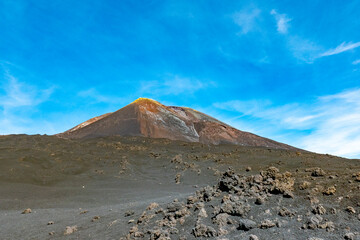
[57,98,297,150]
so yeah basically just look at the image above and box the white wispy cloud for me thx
[78,88,128,104]
[0,71,55,134]
[214,88,360,158]
[352,59,360,65]
[319,41,360,57]
[230,8,322,64]
[287,38,360,63]
[266,10,321,63]
[286,36,321,63]
[139,75,214,96]
[270,9,291,34]
[233,8,261,34]
[0,72,53,110]
[267,10,359,63]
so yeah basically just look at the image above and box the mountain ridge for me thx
[57,98,298,150]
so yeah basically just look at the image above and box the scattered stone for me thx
[312,205,326,215]
[199,186,216,202]
[94,169,104,174]
[129,225,138,234]
[134,231,144,237]
[49,231,55,236]
[169,228,179,234]
[326,222,335,232]
[307,196,320,204]
[47,221,54,225]
[330,208,337,214]
[353,172,360,182]
[194,202,205,211]
[249,234,259,240]
[22,208,32,214]
[246,166,252,172]
[299,181,311,190]
[80,210,88,214]
[305,215,323,229]
[175,206,190,218]
[192,223,217,237]
[147,202,159,210]
[311,187,321,193]
[238,219,257,231]
[323,186,336,195]
[137,210,156,224]
[260,219,276,229]
[64,225,77,235]
[345,206,356,214]
[92,216,100,222]
[262,168,295,196]
[198,208,208,218]
[108,219,118,228]
[187,195,197,204]
[212,213,232,226]
[178,217,185,225]
[219,198,250,217]
[217,227,229,236]
[283,191,294,198]
[278,207,295,217]
[125,210,135,217]
[218,175,235,192]
[155,208,164,214]
[128,219,134,224]
[311,168,326,177]
[167,201,183,212]
[175,173,181,184]
[148,228,170,239]
[344,233,355,240]
[253,174,263,183]
[261,166,279,178]
[264,209,271,215]
[149,152,161,158]
[255,197,265,205]
[171,154,183,164]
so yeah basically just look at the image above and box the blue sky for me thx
[1,0,360,158]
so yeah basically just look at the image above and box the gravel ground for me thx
[0,135,359,239]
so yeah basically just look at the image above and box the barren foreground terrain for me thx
[0,135,359,239]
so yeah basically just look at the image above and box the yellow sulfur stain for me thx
[133,98,160,104]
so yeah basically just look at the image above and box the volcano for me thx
[57,98,296,150]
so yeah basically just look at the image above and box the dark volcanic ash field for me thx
[0,135,360,239]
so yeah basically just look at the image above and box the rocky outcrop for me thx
[121,165,360,239]
[122,167,299,239]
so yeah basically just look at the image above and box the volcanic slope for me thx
[58,98,295,150]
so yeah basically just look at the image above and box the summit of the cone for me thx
[131,98,164,113]
[132,98,161,105]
